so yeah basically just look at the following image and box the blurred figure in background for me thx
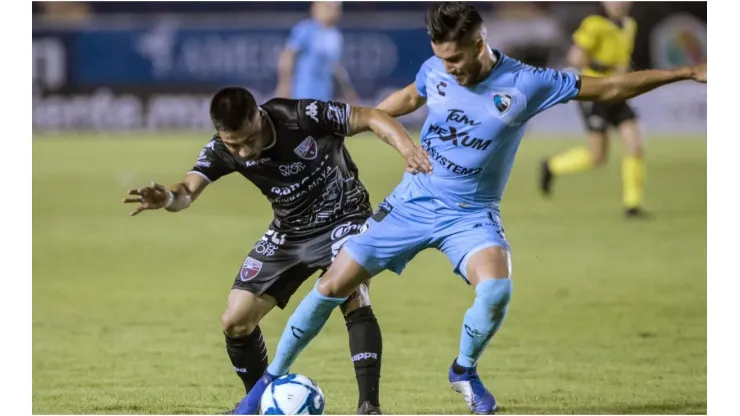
[540,2,647,218]
[37,1,92,22]
[276,1,360,103]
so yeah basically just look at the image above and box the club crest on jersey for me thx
[294,136,318,160]
[240,257,263,281]
[493,93,512,114]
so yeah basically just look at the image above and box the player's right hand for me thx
[122,182,173,216]
[402,145,433,175]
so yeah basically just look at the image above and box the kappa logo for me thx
[493,93,512,114]
[294,136,318,160]
[239,256,263,281]
[305,101,319,123]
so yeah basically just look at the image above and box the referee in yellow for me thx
[541,2,647,218]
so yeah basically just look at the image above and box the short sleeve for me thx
[415,61,431,98]
[188,140,235,183]
[521,66,581,120]
[298,99,351,136]
[286,21,312,53]
[572,16,600,53]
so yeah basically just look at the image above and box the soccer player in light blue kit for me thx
[276,1,359,102]
[238,3,707,414]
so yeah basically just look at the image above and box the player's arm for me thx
[276,22,311,98]
[576,63,706,102]
[566,44,589,71]
[347,105,432,174]
[333,64,360,103]
[276,48,297,98]
[376,82,427,118]
[123,174,208,216]
[123,141,234,216]
[568,15,599,72]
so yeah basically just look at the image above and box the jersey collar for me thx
[259,106,277,151]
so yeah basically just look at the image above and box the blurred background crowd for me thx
[32,1,706,134]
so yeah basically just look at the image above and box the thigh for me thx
[298,217,375,314]
[437,210,510,283]
[233,228,319,310]
[302,216,371,271]
[342,199,432,277]
[611,101,638,127]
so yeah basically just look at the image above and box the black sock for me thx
[452,358,468,375]
[225,326,268,394]
[345,306,382,408]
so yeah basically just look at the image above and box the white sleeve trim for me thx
[344,102,351,135]
[187,170,213,183]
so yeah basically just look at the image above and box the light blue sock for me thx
[266,283,346,376]
[457,278,513,368]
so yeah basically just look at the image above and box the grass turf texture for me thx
[33,134,706,414]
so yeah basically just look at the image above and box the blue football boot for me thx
[448,360,498,414]
[234,372,279,415]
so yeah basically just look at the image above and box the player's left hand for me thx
[402,145,433,174]
[691,63,706,83]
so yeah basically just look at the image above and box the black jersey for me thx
[189,98,372,233]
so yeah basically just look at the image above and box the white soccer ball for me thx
[259,374,325,415]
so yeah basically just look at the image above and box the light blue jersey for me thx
[286,19,343,101]
[342,50,581,280]
[388,50,581,213]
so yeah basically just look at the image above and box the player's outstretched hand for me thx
[691,63,706,83]
[403,145,433,174]
[122,182,173,216]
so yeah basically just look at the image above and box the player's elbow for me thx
[599,77,624,102]
[377,85,423,118]
[348,106,380,136]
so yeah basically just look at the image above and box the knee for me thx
[591,152,608,167]
[340,283,371,315]
[627,146,644,158]
[317,273,353,299]
[221,310,258,337]
[475,278,513,313]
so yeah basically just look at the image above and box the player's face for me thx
[431,38,484,86]
[602,1,632,18]
[313,2,342,26]
[218,112,269,160]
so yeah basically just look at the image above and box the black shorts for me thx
[232,215,370,309]
[578,101,638,133]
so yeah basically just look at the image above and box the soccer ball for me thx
[259,374,325,415]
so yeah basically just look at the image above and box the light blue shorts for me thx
[342,197,510,282]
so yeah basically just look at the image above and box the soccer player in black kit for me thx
[122,87,432,415]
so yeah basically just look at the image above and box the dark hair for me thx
[210,86,259,132]
[425,2,483,44]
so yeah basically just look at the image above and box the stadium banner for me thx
[32,17,706,135]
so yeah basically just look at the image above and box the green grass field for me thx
[33,134,706,415]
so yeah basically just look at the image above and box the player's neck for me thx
[474,48,498,84]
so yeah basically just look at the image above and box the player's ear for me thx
[475,37,486,58]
